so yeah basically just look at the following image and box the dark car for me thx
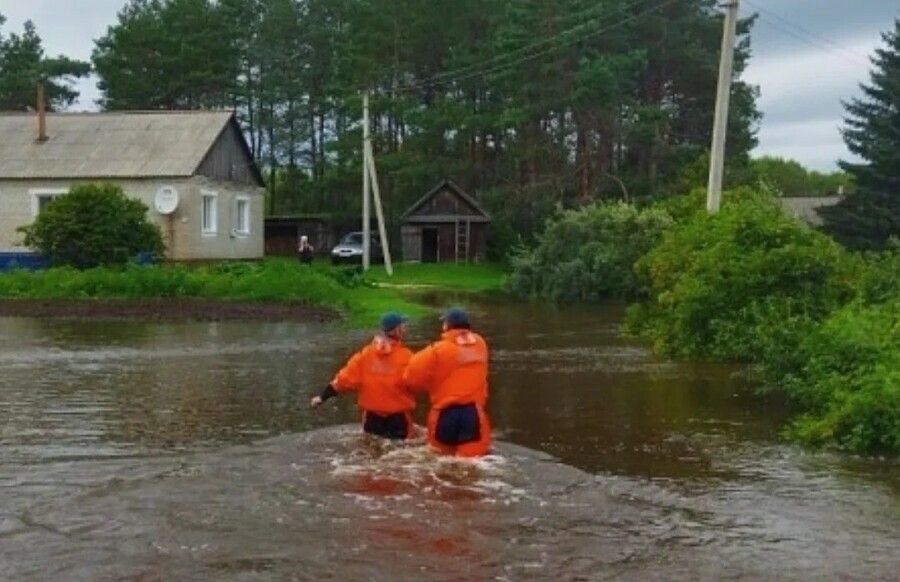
[330,231,383,264]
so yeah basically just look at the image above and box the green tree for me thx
[820,19,900,250]
[625,188,857,362]
[751,156,853,197]
[752,157,812,196]
[508,201,674,302]
[92,0,236,110]
[0,14,90,110]
[20,183,165,269]
[90,0,761,237]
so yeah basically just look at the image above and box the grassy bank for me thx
[0,260,507,326]
[364,262,507,293]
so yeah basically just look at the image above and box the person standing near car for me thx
[403,307,492,457]
[310,312,416,440]
[297,235,314,265]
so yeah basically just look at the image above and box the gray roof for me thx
[780,196,842,226]
[0,110,239,180]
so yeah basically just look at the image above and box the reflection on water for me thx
[0,302,898,580]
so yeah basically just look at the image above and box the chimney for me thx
[36,81,48,142]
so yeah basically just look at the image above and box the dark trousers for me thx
[435,403,481,446]
[363,411,410,440]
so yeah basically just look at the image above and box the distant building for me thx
[0,110,265,261]
[779,196,842,226]
[399,180,491,263]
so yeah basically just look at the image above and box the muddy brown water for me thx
[1,302,898,581]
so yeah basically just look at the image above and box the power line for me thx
[395,0,681,93]
[743,0,870,66]
[424,0,656,84]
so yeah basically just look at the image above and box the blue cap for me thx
[440,307,469,327]
[380,312,409,332]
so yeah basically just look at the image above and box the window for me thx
[30,188,67,217]
[201,191,218,235]
[234,196,250,236]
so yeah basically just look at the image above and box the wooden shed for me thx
[400,180,491,263]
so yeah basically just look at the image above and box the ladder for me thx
[454,218,471,263]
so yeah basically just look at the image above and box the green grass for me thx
[363,262,508,293]
[0,260,499,326]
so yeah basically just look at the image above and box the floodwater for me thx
[0,302,898,581]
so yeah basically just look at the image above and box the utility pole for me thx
[360,92,394,275]
[365,140,394,276]
[706,0,740,214]
[362,92,371,269]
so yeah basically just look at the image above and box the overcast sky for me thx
[1,0,898,171]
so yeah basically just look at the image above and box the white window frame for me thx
[234,196,250,236]
[30,188,68,218]
[201,190,218,236]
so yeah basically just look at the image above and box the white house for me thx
[0,110,266,261]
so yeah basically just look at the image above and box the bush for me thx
[780,298,900,454]
[625,188,858,362]
[19,183,164,268]
[855,247,900,305]
[507,201,673,302]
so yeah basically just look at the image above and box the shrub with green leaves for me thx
[625,189,858,362]
[781,298,900,454]
[855,248,900,305]
[507,202,674,302]
[19,183,165,268]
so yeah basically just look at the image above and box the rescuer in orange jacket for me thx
[310,312,415,439]
[403,307,491,457]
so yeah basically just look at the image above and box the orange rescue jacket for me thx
[331,335,414,415]
[403,329,489,410]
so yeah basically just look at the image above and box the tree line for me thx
[1,4,896,252]
[88,0,762,232]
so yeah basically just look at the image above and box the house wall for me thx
[196,121,261,186]
[401,225,422,262]
[470,223,487,261]
[413,185,481,216]
[400,222,488,263]
[0,176,264,260]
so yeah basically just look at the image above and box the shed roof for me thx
[0,110,258,181]
[401,179,491,222]
[779,196,841,226]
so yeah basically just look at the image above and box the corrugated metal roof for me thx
[0,111,235,179]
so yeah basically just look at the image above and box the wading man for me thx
[403,308,492,457]
[310,312,415,439]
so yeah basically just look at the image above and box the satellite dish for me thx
[154,186,179,215]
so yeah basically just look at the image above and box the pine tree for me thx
[0,15,90,110]
[820,20,900,250]
[93,0,235,110]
